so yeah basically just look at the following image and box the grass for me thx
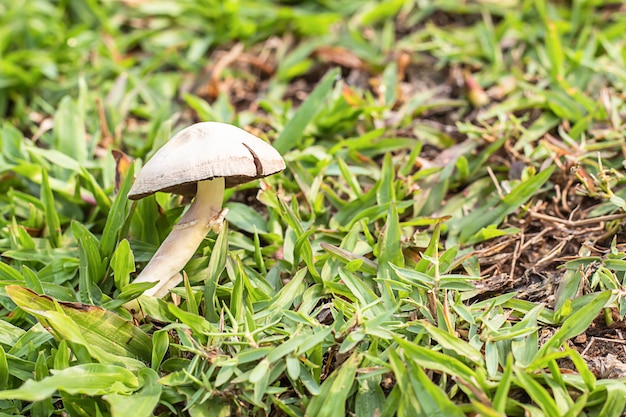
[2,0,626,415]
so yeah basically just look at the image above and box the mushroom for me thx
[127,122,285,298]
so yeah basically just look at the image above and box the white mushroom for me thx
[127,122,285,298]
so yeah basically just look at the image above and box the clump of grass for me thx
[2,0,626,416]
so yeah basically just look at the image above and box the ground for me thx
[2,1,626,416]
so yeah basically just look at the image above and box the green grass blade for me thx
[415,320,484,366]
[0,346,7,390]
[455,166,554,243]
[355,376,386,417]
[183,273,198,315]
[321,243,378,275]
[22,266,44,295]
[540,5,564,82]
[554,267,583,313]
[8,323,53,358]
[513,367,560,417]
[377,153,396,206]
[6,286,152,363]
[273,68,340,153]
[111,239,135,291]
[596,382,626,417]
[406,358,466,417]
[227,256,245,323]
[305,353,359,417]
[0,319,26,347]
[267,267,307,314]
[0,262,24,281]
[377,202,403,283]
[565,347,595,392]
[72,221,104,303]
[104,368,162,417]
[167,304,217,336]
[338,268,379,309]
[0,363,138,401]
[54,340,70,370]
[204,221,228,322]
[34,351,55,417]
[225,202,269,234]
[531,290,611,364]
[415,223,441,274]
[53,96,87,167]
[80,166,112,213]
[278,197,320,281]
[40,167,61,248]
[493,354,514,413]
[151,330,169,371]
[395,337,481,387]
[99,163,135,260]
[387,350,423,416]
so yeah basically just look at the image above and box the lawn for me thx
[2,0,626,416]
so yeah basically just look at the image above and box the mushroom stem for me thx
[133,177,225,297]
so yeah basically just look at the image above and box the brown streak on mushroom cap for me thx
[242,143,264,177]
[128,122,286,200]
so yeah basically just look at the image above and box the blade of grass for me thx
[34,351,55,417]
[387,350,422,416]
[493,354,514,413]
[531,290,611,365]
[565,347,595,392]
[72,221,104,303]
[0,347,7,390]
[53,96,87,169]
[204,221,228,322]
[273,68,340,153]
[40,167,61,248]
[0,363,138,401]
[305,353,359,417]
[355,376,386,417]
[377,153,396,206]
[99,163,135,260]
[110,239,135,292]
[104,368,162,417]
[395,336,482,388]
[406,357,466,417]
[454,166,554,243]
[377,202,403,307]
[596,382,626,417]
[513,367,560,417]
[414,320,484,366]
[8,322,54,358]
[22,266,44,295]
[6,285,152,362]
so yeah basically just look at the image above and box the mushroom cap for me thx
[128,122,286,200]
